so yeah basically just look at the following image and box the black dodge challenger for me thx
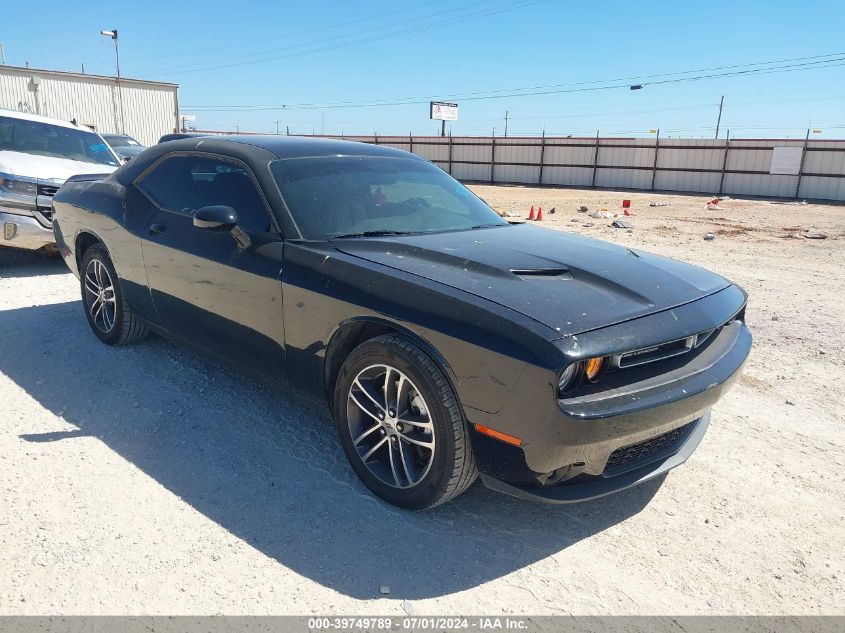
[52,136,751,509]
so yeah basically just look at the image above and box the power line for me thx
[398,51,845,102]
[137,0,545,76]
[482,93,845,124]
[184,54,845,112]
[132,0,452,64]
[134,0,486,73]
[185,51,845,109]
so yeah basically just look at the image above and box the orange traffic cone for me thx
[536,207,544,221]
[528,206,536,220]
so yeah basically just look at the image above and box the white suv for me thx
[0,109,120,251]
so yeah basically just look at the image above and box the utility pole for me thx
[714,95,724,139]
[504,110,509,137]
[794,126,812,198]
[100,30,123,133]
[275,121,280,134]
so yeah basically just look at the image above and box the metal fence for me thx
[322,134,845,201]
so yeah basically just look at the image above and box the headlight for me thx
[0,173,38,196]
[558,355,609,398]
[557,363,580,396]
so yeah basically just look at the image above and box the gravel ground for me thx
[0,187,843,615]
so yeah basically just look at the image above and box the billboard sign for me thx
[430,101,458,121]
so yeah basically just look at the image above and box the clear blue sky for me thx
[3,0,844,138]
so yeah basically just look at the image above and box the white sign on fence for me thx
[430,101,458,121]
[770,146,803,175]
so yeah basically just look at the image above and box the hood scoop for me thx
[510,268,573,280]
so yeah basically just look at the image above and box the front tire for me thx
[80,243,148,346]
[334,334,477,509]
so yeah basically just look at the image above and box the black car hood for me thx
[333,223,731,337]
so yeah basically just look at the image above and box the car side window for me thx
[174,156,274,233]
[136,156,185,209]
[138,154,275,234]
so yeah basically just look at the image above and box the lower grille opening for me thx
[603,421,695,477]
[34,208,53,228]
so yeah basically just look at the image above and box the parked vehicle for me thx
[101,133,146,162]
[52,136,751,509]
[0,109,119,252]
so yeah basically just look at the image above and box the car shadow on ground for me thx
[0,249,66,278]
[3,300,664,600]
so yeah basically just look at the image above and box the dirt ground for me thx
[0,186,843,615]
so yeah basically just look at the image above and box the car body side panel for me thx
[52,178,158,321]
[141,228,288,386]
[280,241,559,414]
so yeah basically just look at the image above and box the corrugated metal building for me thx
[0,65,179,146]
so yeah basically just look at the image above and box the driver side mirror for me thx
[194,205,238,231]
[193,205,251,248]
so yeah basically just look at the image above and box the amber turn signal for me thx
[584,356,606,382]
[474,423,523,447]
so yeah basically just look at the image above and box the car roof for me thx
[0,107,96,131]
[159,134,424,160]
[158,132,206,143]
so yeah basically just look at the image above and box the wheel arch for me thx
[74,230,108,271]
[323,317,460,413]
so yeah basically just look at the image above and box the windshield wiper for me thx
[329,230,412,239]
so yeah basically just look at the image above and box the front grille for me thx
[35,183,59,228]
[604,422,695,476]
[615,337,693,368]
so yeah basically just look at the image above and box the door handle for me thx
[149,223,167,236]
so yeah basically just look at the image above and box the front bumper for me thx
[467,287,751,504]
[480,412,709,503]
[0,210,55,251]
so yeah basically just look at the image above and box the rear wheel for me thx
[334,334,477,509]
[80,243,148,345]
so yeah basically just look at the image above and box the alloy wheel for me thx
[346,364,436,489]
[84,258,117,333]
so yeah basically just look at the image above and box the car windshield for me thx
[0,116,119,166]
[270,156,507,240]
[103,135,140,147]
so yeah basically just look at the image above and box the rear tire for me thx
[334,334,477,509]
[80,243,148,346]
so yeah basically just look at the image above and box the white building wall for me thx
[0,65,178,146]
[310,133,845,200]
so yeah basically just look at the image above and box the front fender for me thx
[282,242,555,414]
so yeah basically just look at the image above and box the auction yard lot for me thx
[1,186,842,614]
